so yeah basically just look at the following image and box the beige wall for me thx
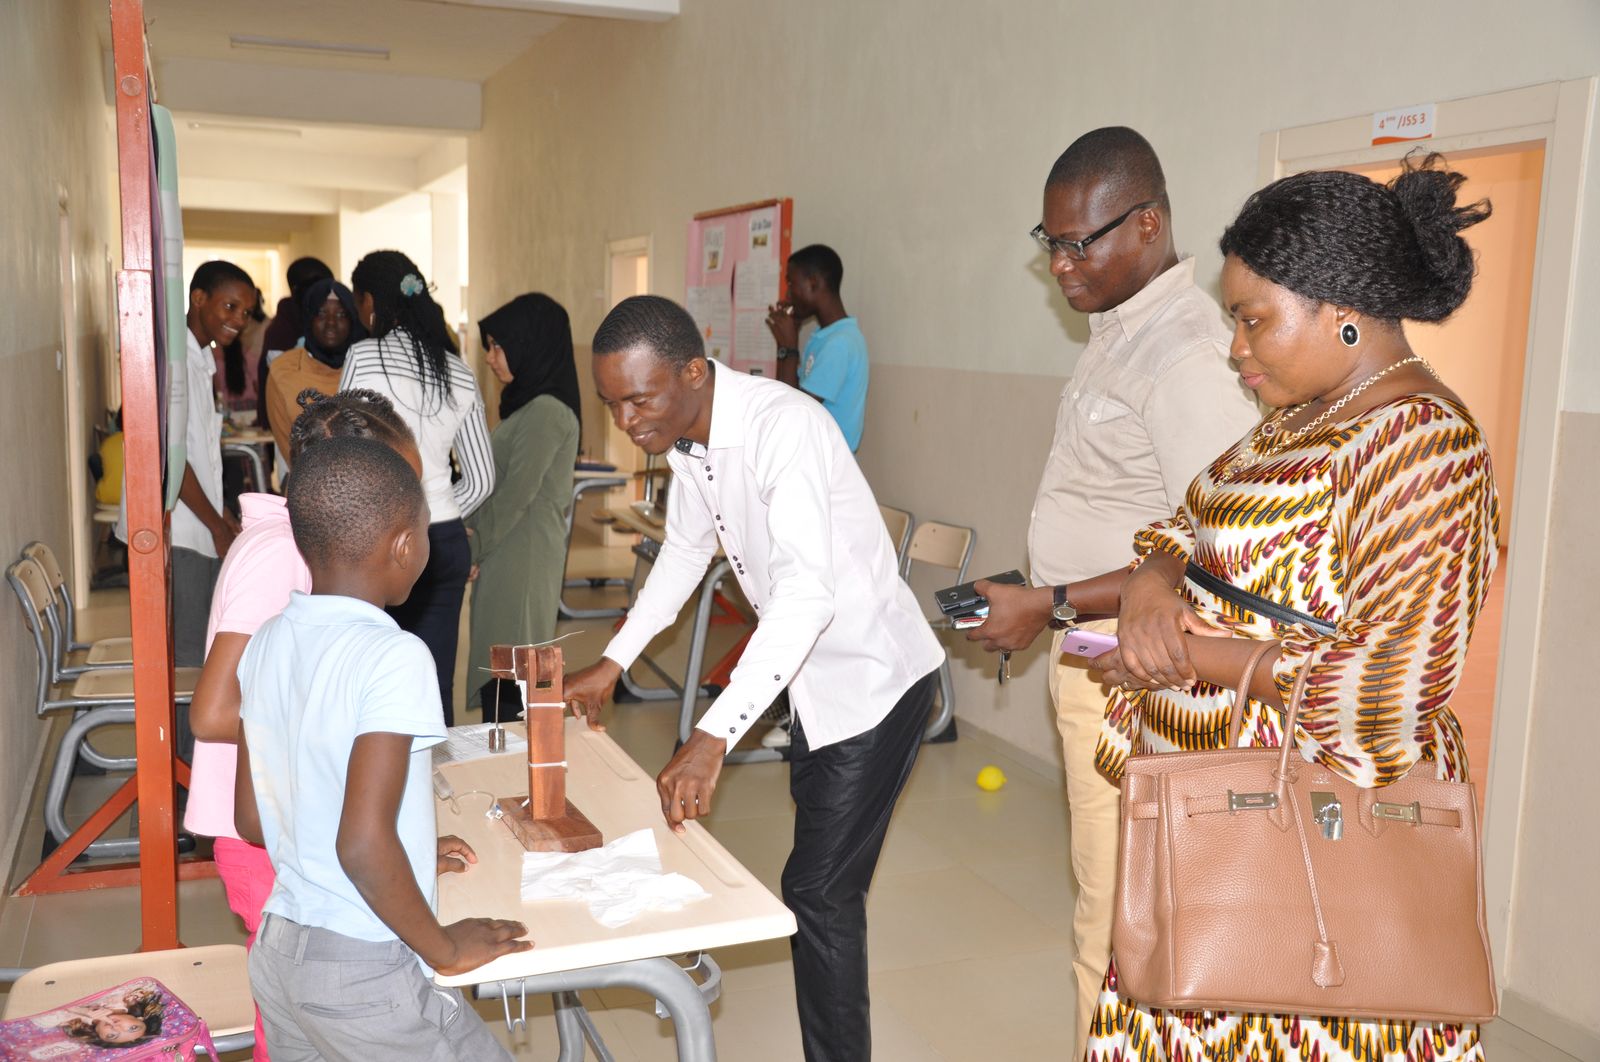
[0,0,116,864]
[469,0,1600,1041]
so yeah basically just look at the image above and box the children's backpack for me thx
[0,976,218,1061]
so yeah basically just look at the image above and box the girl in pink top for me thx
[185,389,420,1060]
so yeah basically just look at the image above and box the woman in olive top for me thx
[468,293,582,717]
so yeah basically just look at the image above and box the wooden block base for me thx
[499,797,603,853]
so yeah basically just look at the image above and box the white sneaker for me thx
[760,724,792,749]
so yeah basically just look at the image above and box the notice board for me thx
[684,198,793,377]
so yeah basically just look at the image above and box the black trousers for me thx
[782,669,938,1062]
[386,518,471,727]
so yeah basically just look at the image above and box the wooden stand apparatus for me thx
[489,644,603,853]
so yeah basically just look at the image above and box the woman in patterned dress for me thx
[1054,153,1498,1062]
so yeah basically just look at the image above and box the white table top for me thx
[432,719,795,988]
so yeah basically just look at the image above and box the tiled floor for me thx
[0,530,1575,1060]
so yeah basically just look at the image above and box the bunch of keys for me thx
[997,650,1011,685]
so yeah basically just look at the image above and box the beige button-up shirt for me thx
[1027,257,1260,587]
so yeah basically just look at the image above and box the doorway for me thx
[1264,77,1594,981]
[1340,143,1543,781]
[598,236,651,481]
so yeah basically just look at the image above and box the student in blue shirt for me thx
[234,436,530,1061]
[767,244,869,452]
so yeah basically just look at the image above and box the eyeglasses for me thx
[1030,201,1159,261]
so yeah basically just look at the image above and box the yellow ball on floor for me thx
[976,765,1007,792]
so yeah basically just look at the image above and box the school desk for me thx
[433,719,796,1061]
[558,469,632,620]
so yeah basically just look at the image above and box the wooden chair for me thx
[21,541,133,673]
[905,520,975,741]
[1,945,255,1055]
[877,504,914,578]
[7,557,198,858]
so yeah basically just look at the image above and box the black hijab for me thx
[301,278,366,370]
[478,293,582,430]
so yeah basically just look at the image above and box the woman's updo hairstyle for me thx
[1220,151,1491,323]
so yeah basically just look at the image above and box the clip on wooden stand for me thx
[489,645,602,854]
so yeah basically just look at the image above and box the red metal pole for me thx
[108,0,181,950]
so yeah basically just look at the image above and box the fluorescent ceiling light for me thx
[228,34,390,61]
[187,120,303,137]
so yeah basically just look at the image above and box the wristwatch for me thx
[775,346,800,361]
[1047,584,1078,631]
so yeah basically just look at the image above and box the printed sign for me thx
[1371,103,1436,145]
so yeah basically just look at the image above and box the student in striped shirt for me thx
[342,250,494,726]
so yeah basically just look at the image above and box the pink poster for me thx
[685,199,793,378]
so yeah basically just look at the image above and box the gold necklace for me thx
[1222,355,1433,479]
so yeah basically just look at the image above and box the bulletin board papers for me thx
[686,285,733,362]
[685,199,793,376]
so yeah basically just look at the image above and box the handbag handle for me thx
[1226,640,1280,745]
[1225,641,1314,788]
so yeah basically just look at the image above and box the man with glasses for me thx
[966,126,1257,1053]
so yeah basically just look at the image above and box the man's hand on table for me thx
[656,730,728,834]
[565,658,623,731]
[965,580,1053,653]
[436,835,477,876]
[430,918,534,976]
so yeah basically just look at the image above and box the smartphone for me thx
[934,569,1025,617]
[1060,628,1119,659]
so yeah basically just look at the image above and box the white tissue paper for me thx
[520,828,711,928]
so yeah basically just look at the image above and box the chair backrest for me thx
[21,542,77,645]
[878,504,913,576]
[906,520,975,583]
[6,559,55,714]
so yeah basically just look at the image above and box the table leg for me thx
[480,956,717,1062]
[560,477,631,620]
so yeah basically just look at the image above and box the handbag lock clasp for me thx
[1311,792,1343,841]
[1227,790,1278,812]
[1373,800,1420,824]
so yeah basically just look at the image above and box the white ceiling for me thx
[138,0,564,81]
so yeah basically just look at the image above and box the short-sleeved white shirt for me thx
[240,592,446,945]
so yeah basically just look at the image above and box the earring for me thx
[1339,322,1360,347]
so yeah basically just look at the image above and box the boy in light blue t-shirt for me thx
[767,243,869,452]
[234,436,531,1061]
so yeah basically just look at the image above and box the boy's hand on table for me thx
[565,658,622,731]
[656,730,727,834]
[436,835,477,875]
[431,918,533,975]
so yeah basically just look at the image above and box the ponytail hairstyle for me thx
[1220,150,1491,323]
[287,387,416,466]
[350,250,459,409]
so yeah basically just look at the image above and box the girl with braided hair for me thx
[185,389,419,1062]
[342,250,494,725]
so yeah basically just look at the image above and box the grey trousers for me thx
[170,546,220,668]
[250,914,511,1062]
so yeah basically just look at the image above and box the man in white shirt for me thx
[968,127,1260,1053]
[565,295,943,1062]
[120,261,253,670]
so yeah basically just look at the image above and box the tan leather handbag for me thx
[1112,642,1498,1022]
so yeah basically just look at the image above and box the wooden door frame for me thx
[1259,77,1597,979]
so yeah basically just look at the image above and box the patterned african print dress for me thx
[1087,393,1499,1062]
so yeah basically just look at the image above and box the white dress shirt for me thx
[603,366,943,750]
[118,327,225,556]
